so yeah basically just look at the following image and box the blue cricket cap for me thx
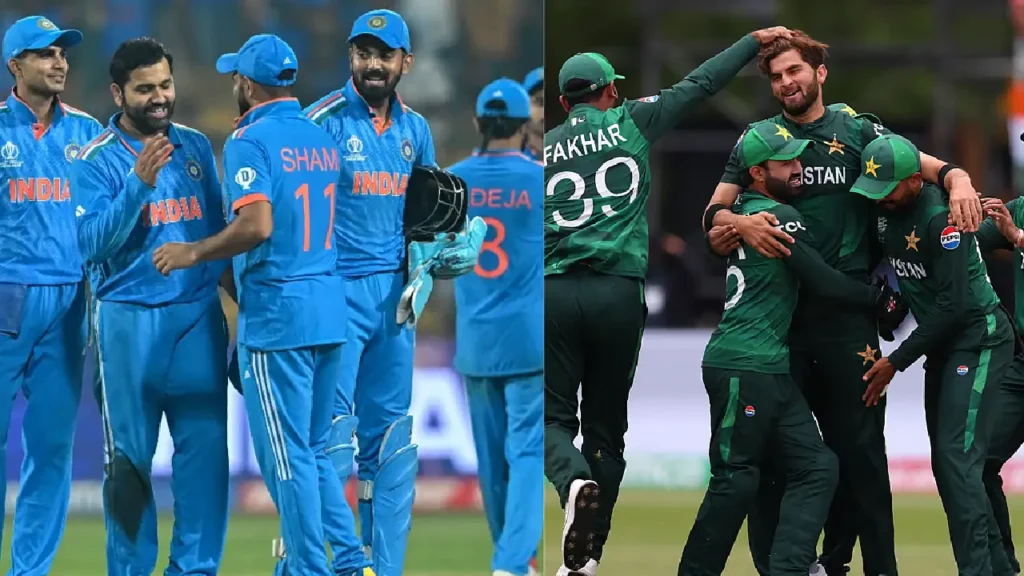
[348,9,411,52]
[3,16,83,61]
[216,34,298,87]
[476,78,531,120]
[523,67,543,94]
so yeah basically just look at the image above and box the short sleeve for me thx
[721,127,752,187]
[416,118,437,168]
[222,137,272,214]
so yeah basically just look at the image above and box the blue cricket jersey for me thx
[0,92,103,284]
[223,98,347,352]
[305,79,436,277]
[73,114,226,306]
[449,149,543,377]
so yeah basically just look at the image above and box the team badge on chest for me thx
[64,143,80,162]
[400,139,414,162]
[185,158,203,181]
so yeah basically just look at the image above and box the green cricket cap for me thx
[737,121,812,168]
[850,134,921,200]
[558,52,625,97]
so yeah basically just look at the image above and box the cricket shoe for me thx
[561,479,600,571]
[555,559,599,576]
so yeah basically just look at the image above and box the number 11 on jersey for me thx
[295,183,336,252]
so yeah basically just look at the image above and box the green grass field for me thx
[543,490,1024,575]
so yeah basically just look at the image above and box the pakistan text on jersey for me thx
[544,123,628,165]
[891,257,927,280]
[352,171,408,196]
[141,196,204,227]
[281,147,339,173]
[470,187,532,210]
[8,177,71,202]
[801,166,847,185]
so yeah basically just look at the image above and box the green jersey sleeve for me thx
[624,35,759,143]
[853,111,893,146]
[888,213,971,371]
[720,126,752,187]
[775,205,879,308]
[976,197,1018,253]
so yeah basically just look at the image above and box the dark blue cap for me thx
[348,9,411,52]
[523,67,543,94]
[216,34,298,87]
[3,16,83,61]
[476,78,530,120]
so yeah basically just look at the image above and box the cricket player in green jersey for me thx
[680,121,904,576]
[970,192,1024,575]
[854,134,1017,576]
[544,26,794,575]
[703,31,983,576]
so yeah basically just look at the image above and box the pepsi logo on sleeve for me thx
[940,226,960,250]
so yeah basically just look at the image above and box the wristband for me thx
[703,203,728,232]
[937,164,962,191]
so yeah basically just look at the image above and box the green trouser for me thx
[984,352,1024,574]
[679,367,837,576]
[747,317,897,576]
[927,339,1015,576]
[543,269,646,563]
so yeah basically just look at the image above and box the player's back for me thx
[227,101,346,352]
[449,150,543,377]
[702,195,800,374]
[543,103,652,278]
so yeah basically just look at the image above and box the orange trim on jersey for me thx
[349,78,406,136]
[234,120,263,139]
[306,92,345,118]
[1008,81,1024,115]
[233,97,299,129]
[232,192,269,212]
[473,150,543,165]
[11,89,59,138]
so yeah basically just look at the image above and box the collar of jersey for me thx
[107,112,183,157]
[343,78,407,119]
[234,97,301,129]
[6,90,67,124]
[781,104,836,130]
[473,147,528,158]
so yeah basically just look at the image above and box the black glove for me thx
[873,276,909,342]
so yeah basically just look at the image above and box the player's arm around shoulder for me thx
[304,90,348,141]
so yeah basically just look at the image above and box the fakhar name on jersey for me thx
[890,257,927,280]
[801,165,847,186]
[545,123,627,165]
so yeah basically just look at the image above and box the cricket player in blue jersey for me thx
[72,38,229,576]
[522,68,543,161]
[305,9,437,575]
[0,15,102,575]
[154,34,374,576]
[448,79,544,576]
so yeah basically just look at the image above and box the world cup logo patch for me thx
[185,158,203,181]
[64,144,80,162]
[401,139,414,161]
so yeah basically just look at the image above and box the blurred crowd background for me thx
[546,0,1018,328]
[0,0,542,337]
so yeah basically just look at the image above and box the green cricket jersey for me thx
[721,104,892,337]
[702,191,880,374]
[879,185,1008,371]
[977,197,1024,334]
[543,35,760,278]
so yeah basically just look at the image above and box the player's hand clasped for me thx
[733,212,793,258]
[153,242,199,276]
[134,134,174,187]
[947,178,982,233]
[707,225,740,255]
[862,356,896,407]
[983,197,1023,247]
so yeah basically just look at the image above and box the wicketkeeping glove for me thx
[396,241,440,327]
[433,216,488,280]
[873,276,909,342]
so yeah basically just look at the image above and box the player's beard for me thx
[354,68,402,104]
[778,81,820,117]
[123,99,174,136]
[237,89,252,117]
[766,174,800,200]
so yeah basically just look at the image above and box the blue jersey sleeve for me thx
[74,160,153,263]
[198,137,227,235]
[415,118,437,168]
[223,136,273,213]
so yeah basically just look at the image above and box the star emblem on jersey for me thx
[905,228,920,251]
[840,105,857,116]
[857,344,879,365]
[185,158,203,181]
[825,135,845,155]
[401,139,415,162]
[774,125,793,141]
[64,143,81,163]
[864,156,881,177]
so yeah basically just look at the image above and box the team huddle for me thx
[0,8,543,576]
[544,26,1024,576]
